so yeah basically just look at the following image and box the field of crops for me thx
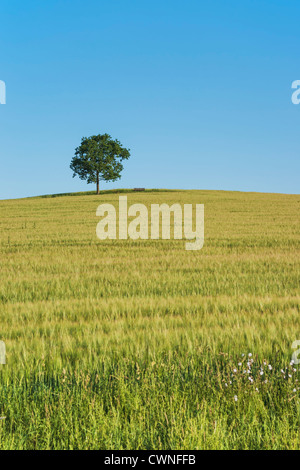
[0,189,299,449]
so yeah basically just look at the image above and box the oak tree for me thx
[70,134,130,194]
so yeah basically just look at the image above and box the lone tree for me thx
[70,134,130,194]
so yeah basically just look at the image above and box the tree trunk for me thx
[96,172,99,195]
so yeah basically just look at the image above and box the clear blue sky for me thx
[1,0,299,199]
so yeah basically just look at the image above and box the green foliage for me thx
[70,134,130,193]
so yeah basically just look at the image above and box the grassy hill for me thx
[0,189,299,449]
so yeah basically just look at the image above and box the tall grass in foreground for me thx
[0,189,299,449]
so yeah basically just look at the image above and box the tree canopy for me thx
[70,134,130,194]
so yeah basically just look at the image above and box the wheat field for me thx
[0,189,299,449]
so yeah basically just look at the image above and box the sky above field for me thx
[0,0,299,199]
